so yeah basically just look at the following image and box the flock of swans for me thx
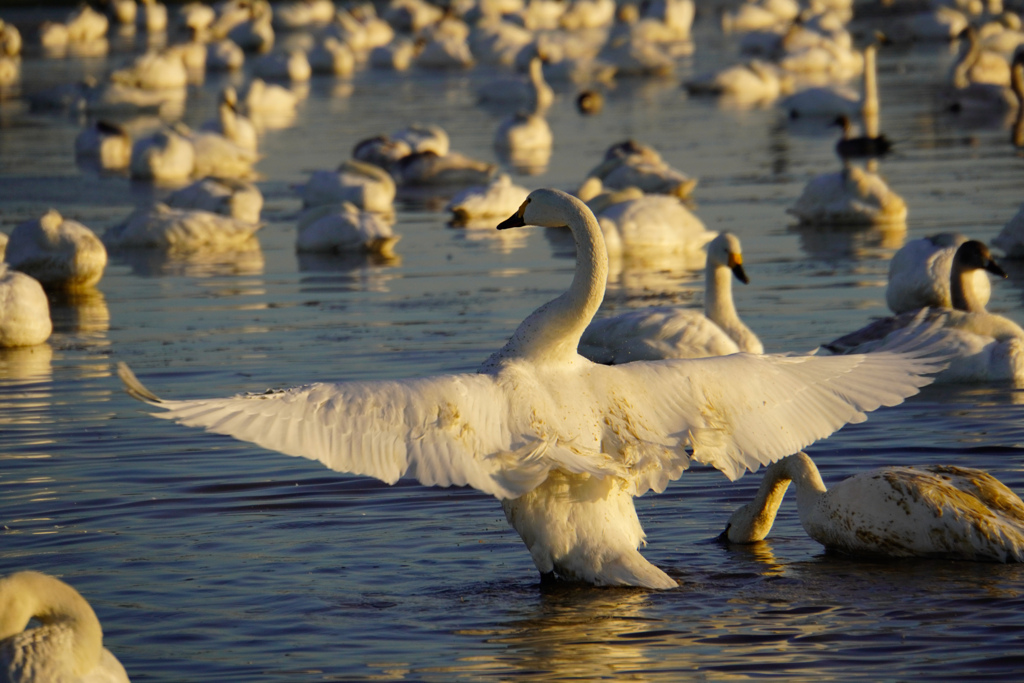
[6,0,1024,677]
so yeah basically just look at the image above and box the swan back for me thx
[0,571,130,682]
[0,264,52,347]
[6,210,107,289]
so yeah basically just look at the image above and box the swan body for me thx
[309,37,356,76]
[137,0,167,32]
[206,39,245,71]
[0,18,23,56]
[165,177,263,224]
[295,202,399,256]
[887,233,992,314]
[0,265,52,348]
[788,165,907,226]
[74,121,132,171]
[580,232,762,363]
[120,187,948,588]
[724,451,1024,562]
[6,210,107,289]
[109,50,188,90]
[585,140,697,199]
[415,34,475,69]
[239,78,298,115]
[187,126,260,179]
[445,173,530,223]
[129,128,195,182]
[369,37,421,71]
[104,203,262,252]
[992,204,1024,257]
[827,240,1024,383]
[685,60,794,104]
[781,84,861,118]
[0,570,130,683]
[493,111,553,152]
[391,123,450,157]
[274,0,335,29]
[200,88,258,153]
[394,150,496,187]
[295,159,397,213]
[587,187,715,256]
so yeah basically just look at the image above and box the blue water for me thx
[3,3,1024,681]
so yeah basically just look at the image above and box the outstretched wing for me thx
[593,327,947,485]
[118,363,611,500]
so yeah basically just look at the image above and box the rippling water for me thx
[3,3,1024,681]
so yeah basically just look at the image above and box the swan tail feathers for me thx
[597,553,677,590]
[117,362,164,404]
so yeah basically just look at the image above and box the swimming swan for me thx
[886,233,992,314]
[118,188,947,589]
[579,232,762,363]
[0,264,52,348]
[722,451,1024,561]
[5,210,107,289]
[0,570,131,682]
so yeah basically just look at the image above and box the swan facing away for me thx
[579,232,762,363]
[788,165,907,226]
[0,264,52,348]
[0,570,131,682]
[119,188,948,589]
[6,210,107,289]
[723,451,1024,562]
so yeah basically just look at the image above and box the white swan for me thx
[827,240,1024,383]
[723,451,1024,561]
[295,202,400,256]
[6,210,107,289]
[165,177,263,224]
[887,233,992,314]
[119,188,948,589]
[239,78,298,116]
[253,50,312,82]
[477,56,554,113]
[393,150,496,187]
[129,127,195,182]
[446,173,530,223]
[583,139,698,199]
[308,37,356,76]
[104,203,262,252]
[206,39,245,71]
[584,184,715,256]
[294,159,397,213]
[109,50,189,90]
[0,264,52,348]
[580,232,762,363]
[788,164,907,226]
[74,120,132,171]
[0,570,130,683]
[685,60,795,105]
[200,87,258,153]
[993,203,1024,257]
[493,112,552,173]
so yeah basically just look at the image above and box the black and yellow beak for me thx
[729,253,749,284]
[497,198,530,231]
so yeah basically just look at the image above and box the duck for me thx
[580,232,762,364]
[826,240,1024,383]
[119,187,948,589]
[887,233,992,314]
[74,120,132,171]
[5,210,107,289]
[833,114,893,160]
[0,570,130,682]
[993,204,1024,257]
[788,164,907,226]
[295,202,400,256]
[445,173,530,224]
[164,177,264,224]
[104,202,263,252]
[0,265,52,348]
[577,178,715,256]
[722,451,1024,561]
[477,56,554,113]
[294,159,397,213]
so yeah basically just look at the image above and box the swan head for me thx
[498,188,587,231]
[954,240,1006,280]
[707,232,749,284]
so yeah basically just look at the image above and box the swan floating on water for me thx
[887,233,992,314]
[827,240,1024,383]
[295,202,399,256]
[580,232,762,363]
[295,159,397,214]
[722,451,1024,561]
[788,164,907,226]
[119,188,948,589]
[165,177,263,225]
[6,209,107,289]
[0,570,131,683]
[445,174,530,224]
[0,264,52,348]
[104,203,262,252]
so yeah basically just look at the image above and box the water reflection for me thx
[49,287,110,338]
[0,344,53,382]
[298,251,400,293]
[791,221,906,264]
[458,586,659,679]
[447,220,528,253]
[110,238,265,277]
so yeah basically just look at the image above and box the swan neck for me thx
[0,572,104,676]
[953,32,979,89]
[705,262,738,323]
[781,452,829,531]
[862,45,879,138]
[726,462,792,542]
[950,262,987,312]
